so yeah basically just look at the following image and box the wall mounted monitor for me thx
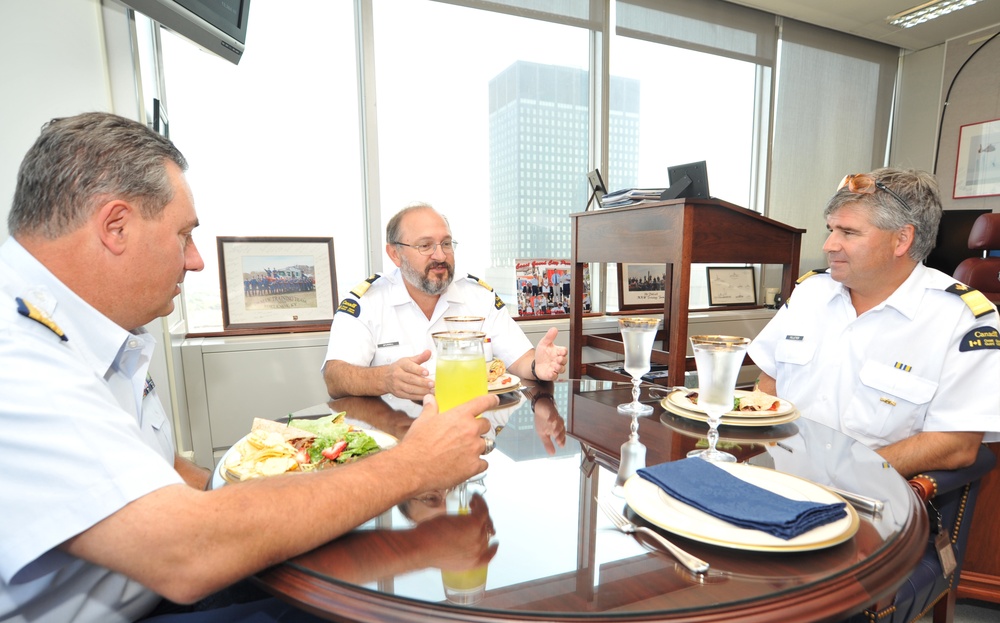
[661,161,711,200]
[122,0,251,65]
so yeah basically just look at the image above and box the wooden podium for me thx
[569,198,805,388]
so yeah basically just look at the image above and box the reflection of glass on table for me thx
[237,382,926,623]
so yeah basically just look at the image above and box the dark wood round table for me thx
[223,380,927,622]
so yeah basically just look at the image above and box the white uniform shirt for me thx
[748,264,1000,449]
[323,268,532,375]
[0,239,181,623]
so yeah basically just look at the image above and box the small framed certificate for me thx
[706,266,757,306]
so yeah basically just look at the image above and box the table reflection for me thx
[249,380,925,622]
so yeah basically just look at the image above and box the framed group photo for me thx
[515,258,587,317]
[217,236,337,332]
[618,263,667,311]
[954,118,1000,199]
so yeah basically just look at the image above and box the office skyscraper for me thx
[486,60,639,301]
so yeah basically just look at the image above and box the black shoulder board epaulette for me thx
[795,268,829,284]
[946,283,996,319]
[349,274,381,298]
[16,297,68,341]
[467,274,494,291]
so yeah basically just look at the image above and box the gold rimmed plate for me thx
[662,390,799,427]
[623,463,859,552]
[667,388,794,417]
[488,373,521,394]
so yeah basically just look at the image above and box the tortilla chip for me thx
[250,417,317,442]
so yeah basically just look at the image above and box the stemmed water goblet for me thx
[614,317,660,494]
[686,335,750,463]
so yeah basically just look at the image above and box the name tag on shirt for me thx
[378,341,399,348]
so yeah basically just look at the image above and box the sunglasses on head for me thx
[838,173,912,213]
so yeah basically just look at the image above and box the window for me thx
[156,0,897,330]
[161,1,362,331]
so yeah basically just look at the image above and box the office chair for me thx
[953,212,1000,304]
[845,444,996,623]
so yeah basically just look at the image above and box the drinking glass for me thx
[433,331,490,507]
[686,335,750,463]
[444,316,485,333]
[613,317,659,495]
[441,565,488,605]
[617,317,660,416]
[432,331,488,412]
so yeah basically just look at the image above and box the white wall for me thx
[0,0,112,237]
[892,45,945,172]
[0,0,184,445]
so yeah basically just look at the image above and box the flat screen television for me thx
[924,209,990,277]
[122,0,251,65]
[661,161,711,200]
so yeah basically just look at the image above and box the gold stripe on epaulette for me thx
[349,274,381,298]
[467,273,494,291]
[795,268,829,284]
[946,283,996,319]
[16,297,68,341]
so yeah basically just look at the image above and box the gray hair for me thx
[824,167,942,262]
[385,201,450,244]
[8,112,188,239]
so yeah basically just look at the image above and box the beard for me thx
[400,254,454,296]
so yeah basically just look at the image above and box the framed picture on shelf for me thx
[706,266,756,306]
[217,236,337,332]
[618,263,666,310]
[954,118,1000,199]
[515,259,586,317]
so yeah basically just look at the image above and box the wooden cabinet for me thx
[958,442,1000,603]
[568,198,805,388]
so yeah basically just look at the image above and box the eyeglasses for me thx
[838,173,913,213]
[392,240,458,255]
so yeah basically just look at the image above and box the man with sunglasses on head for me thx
[322,202,567,401]
[748,168,999,478]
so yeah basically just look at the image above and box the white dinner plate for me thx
[667,388,794,417]
[623,463,859,552]
[214,428,397,488]
[488,373,521,394]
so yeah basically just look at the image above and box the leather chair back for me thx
[953,213,1000,303]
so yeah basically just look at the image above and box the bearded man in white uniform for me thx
[322,203,567,400]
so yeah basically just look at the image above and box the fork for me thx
[596,497,710,574]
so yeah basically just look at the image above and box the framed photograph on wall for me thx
[618,263,667,310]
[706,266,757,306]
[954,118,1000,199]
[217,236,337,332]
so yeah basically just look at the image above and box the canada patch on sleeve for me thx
[959,327,1000,352]
[336,299,361,317]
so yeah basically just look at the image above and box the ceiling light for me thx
[887,0,985,29]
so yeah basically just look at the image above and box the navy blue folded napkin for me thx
[636,458,847,540]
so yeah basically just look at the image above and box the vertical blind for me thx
[616,0,777,67]
[432,0,606,29]
[769,18,900,272]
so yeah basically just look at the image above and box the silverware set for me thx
[596,497,710,574]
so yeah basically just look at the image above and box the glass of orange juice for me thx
[432,331,488,412]
[441,565,488,605]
